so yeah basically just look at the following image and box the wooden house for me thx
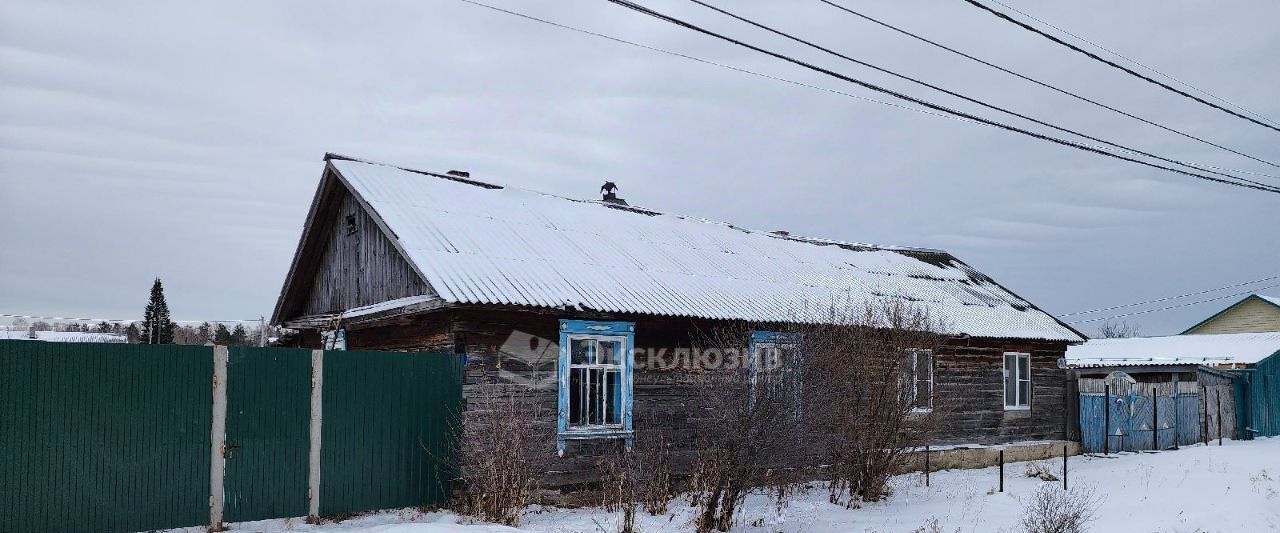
[271,154,1086,489]
[1182,294,1280,334]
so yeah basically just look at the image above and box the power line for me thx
[962,0,1280,135]
[1068,282,1280,324]
[817,0,1280,175]
[988,0,1280,130]
[1060,275,1280,316]
[457,0,986,128]
[665,0,1280,192]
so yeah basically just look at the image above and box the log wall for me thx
[295,308,1071,494]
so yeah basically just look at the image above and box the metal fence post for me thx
[1062,444,1068,490]
[998,450,1004,493]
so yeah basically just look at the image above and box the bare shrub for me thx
[802,299,950,506]
[1019,484,1101,533]
[454,383,552,527]
[686,325,808,532]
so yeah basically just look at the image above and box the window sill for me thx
[559,428,633,440]
[909,407,933,414]
[1003,405,1031,411]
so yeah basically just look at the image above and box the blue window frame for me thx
[558,320,635,454]
[747,330,800,379]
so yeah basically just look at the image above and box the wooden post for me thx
[1063,444,1068,490]
[1217,389,1223,446]
[998,450,1004,493]
[1172,384,1180,450]
[924,445,930,487]
[1104,384,1111,454]
[1152,386,1159,450]
[1203,385,1209,445]
[308,349,324,521]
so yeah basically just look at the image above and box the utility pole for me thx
[259,316,267,347]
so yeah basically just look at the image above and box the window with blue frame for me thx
[558,320,634,452]
[748,330,800,379]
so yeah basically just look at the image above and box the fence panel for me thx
[0,341,213,533]
[319,350,462,516]
[1080,378,1206,453]
[223,347,313,522]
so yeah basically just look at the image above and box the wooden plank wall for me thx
[301,189,432,316]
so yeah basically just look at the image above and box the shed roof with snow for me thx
[272,155,1083,342]
[1066,332,1280,367]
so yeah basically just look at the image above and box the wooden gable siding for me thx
[300,188,433,316]
[1184,297,1280,334]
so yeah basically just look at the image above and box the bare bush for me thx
[454,383,552,527]
[802,299,949,506]
[686,325,808,532]
[1019,484,1101,533]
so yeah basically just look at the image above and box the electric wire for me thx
[962,0,1280,134]
[817,0,1280,175]
[1068,283,1280,324]
[457,0,986,128]
[1,312,263,324]
[1060,275,1280,316]
[988,0,1280,130]
[669,0,1280,192]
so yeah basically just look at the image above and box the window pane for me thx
[916,352,931,381]
[1018,355,1029,382]
[599,339,620,365]
[1004,354,1016,406]
[571,338,593,365]
[1018,379,1030,407]
[569,367,585,425]
[915,378,930,409]
[589,368,604,425]
[607,370,622,425]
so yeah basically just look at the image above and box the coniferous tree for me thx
[213,323,233,345]
[95,321,112,334]
[124,323,140,344]
[140,278,176,344]
[231,324,248,346]
[197,322,213,345]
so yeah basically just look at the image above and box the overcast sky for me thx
[1,0,1276,336]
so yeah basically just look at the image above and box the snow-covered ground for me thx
[184,437,1279,533]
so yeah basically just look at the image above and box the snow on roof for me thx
[1066,332,1280,367]
[0,330,128,343]
[326,157,1083,341]
[1259,294,1280,307]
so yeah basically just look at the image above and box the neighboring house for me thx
[1066,332,1280,439]
[271,154,1086,489]
[0,329,127,343]
[1182,294,1280,334]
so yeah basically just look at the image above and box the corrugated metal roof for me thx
[1259,294,1280,307]
[1067,332,1280,367]
[328,158,1083,341]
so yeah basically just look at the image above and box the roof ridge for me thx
[326,153,945,254]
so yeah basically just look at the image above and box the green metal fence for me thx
[0,341,462,533]
[320,350,463,516]
[223,347,313,522]
[0,341,213,533]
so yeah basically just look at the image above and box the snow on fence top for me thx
[327,157,1083,342]
[1067,332,1280,367]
